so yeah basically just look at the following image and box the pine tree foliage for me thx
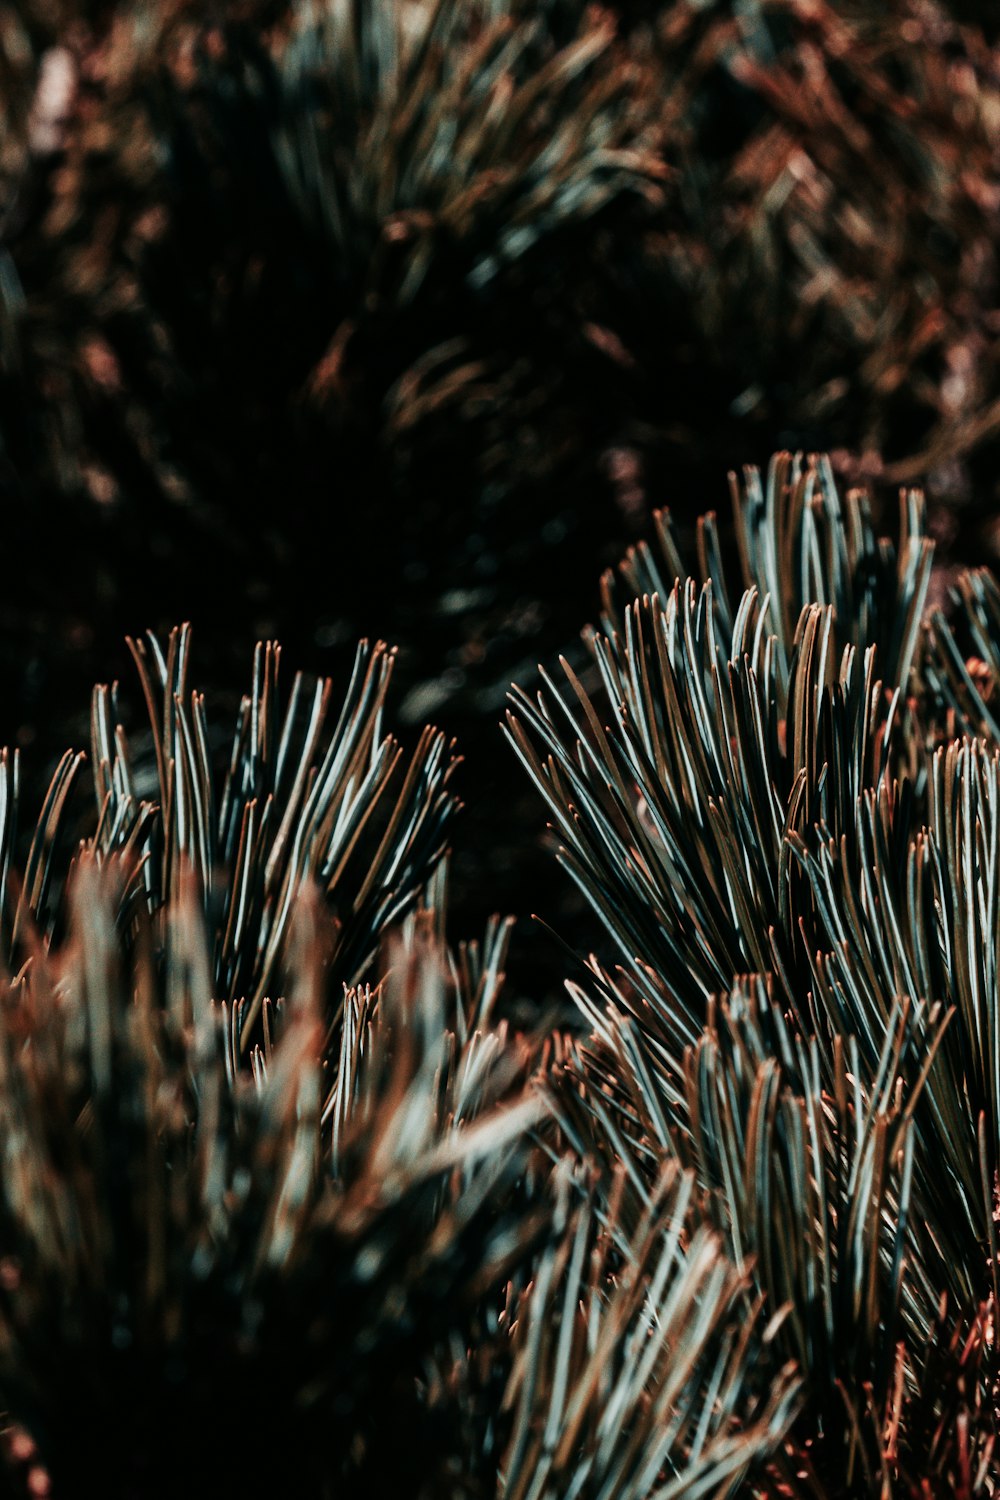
[0,0,661,541]
[646,0,1000,507]
[604,452,933,693]
[2,0,1000,1492]
[0,625,459,1049]
[926,567,1000,742]
[5,462,1000,1495]
[0,625,801,1499]
[0,858,541,1498]
[500,1161,799,1500]
[3,0,1000,970]
[0,0,670,962]
[509,452,1000,1496]
[277,0,657,321]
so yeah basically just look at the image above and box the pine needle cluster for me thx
[509,452,1000,1496]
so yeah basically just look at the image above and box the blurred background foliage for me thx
[1,0,999,995]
